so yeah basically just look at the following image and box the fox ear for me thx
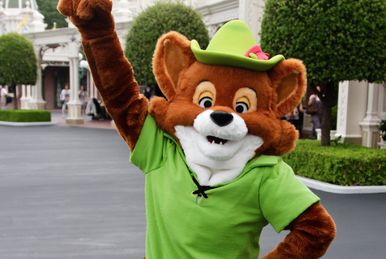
[268,59,307,118]
[153,31,196,100]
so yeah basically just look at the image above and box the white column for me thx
[26,84,32,109]
[28,67,46,109]
[30,85,35,99]
[336,81,368,145]
[80,60,97,100]
[239,0,265,44]
[93,80,98,100]
[29,46,46,110]
[20,85,28,109]
[66,40,84,124]
[87,70,97,99]
[359,83,382,148]
[86,70,92,99]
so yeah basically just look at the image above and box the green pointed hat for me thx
[191,20,285,72]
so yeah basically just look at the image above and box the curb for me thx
[297,176,386,194]
[0,121,58,127]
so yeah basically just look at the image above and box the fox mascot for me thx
[58,0,336,258]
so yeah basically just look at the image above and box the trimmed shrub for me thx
[0,110,51,122]
[283,140,386,186]
[261,0,386,146]
[261,0,386,84]
[0,33,37,86]
[125,1,209,87]
[0,33,37,109]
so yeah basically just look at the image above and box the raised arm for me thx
[57,0,148,151]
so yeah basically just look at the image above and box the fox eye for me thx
[193,81,216,108]
[233,88,257,113]
[235,97,250,113]
[198,92,214,108]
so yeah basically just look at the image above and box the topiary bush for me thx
[261,0,386,146]
[0,110,51,122]
[0,33,37,109]
[283,140,386,186]
[0,33,37,86]
[125,1,209,88]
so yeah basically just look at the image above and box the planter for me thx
[315,129,337,141]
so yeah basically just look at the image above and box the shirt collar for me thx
[243,155,279,172]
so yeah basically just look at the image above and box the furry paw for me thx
[57,0,77,17]
[58,0,112,19]
[57,0,114,38]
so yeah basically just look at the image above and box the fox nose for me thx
[210,111,233,127]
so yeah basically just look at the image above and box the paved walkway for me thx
[1,122,385,258]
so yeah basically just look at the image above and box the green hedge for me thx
[283,140,386,186]
[0,110,51,122]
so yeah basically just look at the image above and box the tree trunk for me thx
[12,84,17,110]
[320,81,335,146]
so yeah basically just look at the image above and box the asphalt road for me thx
[1,125,385,258]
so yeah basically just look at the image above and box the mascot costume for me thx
[58,0,336,258]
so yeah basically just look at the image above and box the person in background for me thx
[1,85,8,110]
[297,102,304,135]
[308,85,323,139]
[143,85,153,100]
[78,85,88,116]
[60,84,71,118]
[286,103,304,135]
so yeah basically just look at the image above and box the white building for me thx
[1,0,385,147]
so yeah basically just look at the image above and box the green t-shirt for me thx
[130,115,320,259]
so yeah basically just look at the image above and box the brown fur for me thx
[153,31,196,100]
[58,0,336,257]
[262,202,336,259]
[269,60,307,118]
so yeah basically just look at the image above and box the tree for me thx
[36,0,67,29]
[0,33,37,109]
[125,1,209,94]
[260,0,386,146]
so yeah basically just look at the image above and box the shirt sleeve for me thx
[259,158,320,233]
[129,114,170,174]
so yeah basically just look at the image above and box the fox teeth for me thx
[210,140,225,145]
[207,136,228,145]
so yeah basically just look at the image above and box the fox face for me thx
[149,32,306,185]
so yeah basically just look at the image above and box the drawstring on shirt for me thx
[191,176,217,199]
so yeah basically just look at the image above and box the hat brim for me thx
[191,40,285,72]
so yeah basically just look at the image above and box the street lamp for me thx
[79,60,89,69]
